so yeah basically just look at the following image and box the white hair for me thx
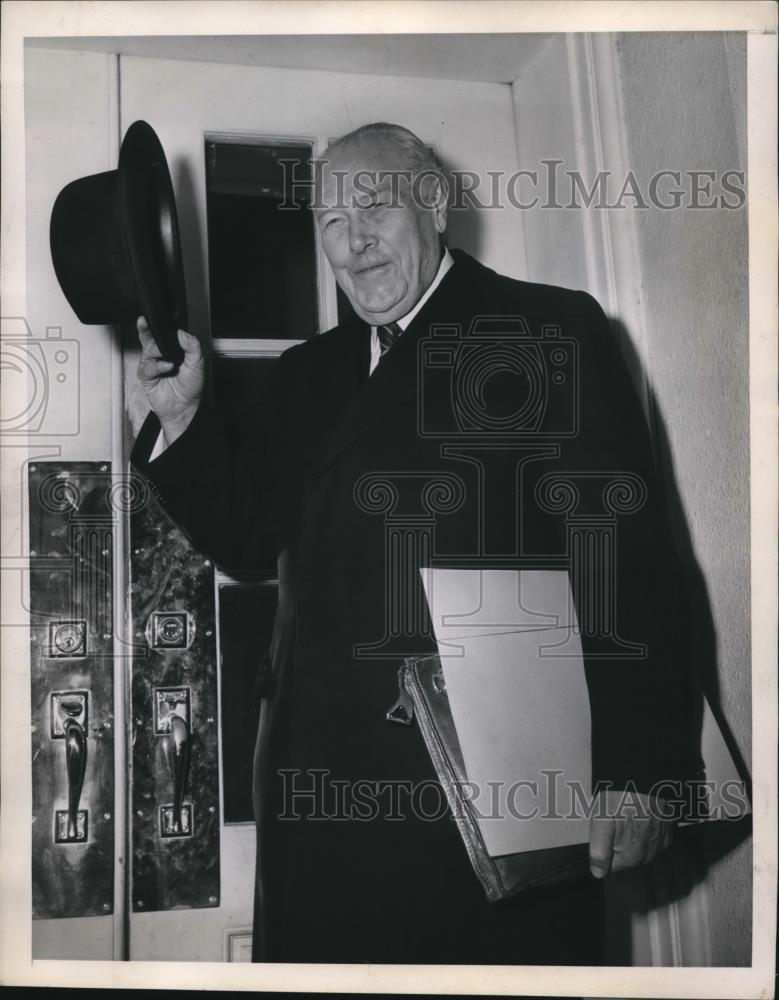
[324,121,444,179]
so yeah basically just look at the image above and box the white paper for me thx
[421,568,591,856]
[420,567,576,648]
[420,568,750,854]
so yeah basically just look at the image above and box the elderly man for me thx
[132,122,694,964]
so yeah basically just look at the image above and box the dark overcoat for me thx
[133,249,696,964]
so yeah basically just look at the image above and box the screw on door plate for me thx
[153,687,191,735]
[55,809,88,843]
[48,620,87,658]
[50,690,88,738]
[159,803,194,838]
[145,611,195,650]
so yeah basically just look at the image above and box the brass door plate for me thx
[29,462,114,920]
[131,489,220,913]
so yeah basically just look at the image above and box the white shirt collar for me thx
[368,248,454,375]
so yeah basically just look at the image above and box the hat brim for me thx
[118,121,188,366]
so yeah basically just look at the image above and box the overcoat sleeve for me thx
[130,344,299,576]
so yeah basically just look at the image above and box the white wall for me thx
[23,44,121,960]
[511,35,591,292]
[24,47,120,461]
[513,32,751,966]
[614,31,751,967]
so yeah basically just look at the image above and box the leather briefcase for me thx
[387,653,591,902]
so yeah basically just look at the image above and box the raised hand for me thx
[136,316,205,445]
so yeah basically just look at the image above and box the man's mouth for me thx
[353,261,391,276]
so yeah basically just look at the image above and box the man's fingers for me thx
[138,320,201,365]
[589,817,616,878]
[177,329,203,362]
[178,329,196,348]
[137,315,155,348]
[609,815,674,874]
[609,817,650,873]
[589,790,676,878]
[138,357,175,381]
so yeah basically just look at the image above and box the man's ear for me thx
[432,174,450,234]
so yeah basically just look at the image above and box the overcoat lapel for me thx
[325,310,372,398]
[310,251,491,482]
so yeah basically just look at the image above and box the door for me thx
[22,45,524,962]
[116,51,523,962]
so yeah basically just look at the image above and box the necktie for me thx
[376,321,402,359]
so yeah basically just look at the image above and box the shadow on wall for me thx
[439,153,484,262]
[445,198,484,262]
[609,315,752,951]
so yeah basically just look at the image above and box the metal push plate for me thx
[130,488,220,912]
[28,462,115,919]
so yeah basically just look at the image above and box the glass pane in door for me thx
[206,139,319,339]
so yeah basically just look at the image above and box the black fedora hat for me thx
[50,120,188,365]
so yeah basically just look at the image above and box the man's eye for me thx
[324,217,343,229]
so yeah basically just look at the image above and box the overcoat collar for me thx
[311,250,495,482]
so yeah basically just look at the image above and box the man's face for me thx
[314,138,448,325]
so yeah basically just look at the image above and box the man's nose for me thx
[348,216,377,255]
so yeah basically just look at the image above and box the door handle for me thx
[63,716,87,841]
[154,687,193,838]
[162,711,191,835]
[51,691,89,843]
